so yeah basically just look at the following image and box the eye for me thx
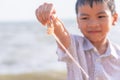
[98,15,106,18]
[80,17,89,20]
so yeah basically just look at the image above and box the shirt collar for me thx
[83,37,119,59]
[105,40,119,59]
[83,37,94,51]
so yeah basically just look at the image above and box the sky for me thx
[0,0,76,22]
[0,0,119,22]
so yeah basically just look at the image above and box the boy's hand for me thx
[35,3,56,26]
[36,3,70,52]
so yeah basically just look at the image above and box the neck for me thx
[92,38,108,55]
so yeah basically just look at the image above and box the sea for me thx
[0,18,120,74]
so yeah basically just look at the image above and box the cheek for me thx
[77,22,81,29]
[103,27,110,34]
[78,22,84,29]
[102,22,111,32]
[78,24,83,31]
[78,26,86,35]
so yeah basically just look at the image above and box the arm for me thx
[35,3,71,51]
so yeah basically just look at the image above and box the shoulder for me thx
[111,42,120,56]
[69,34,88,50]
[70,34,92,48]
[70,34,84,42]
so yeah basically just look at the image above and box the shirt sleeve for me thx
[56,35,77,63]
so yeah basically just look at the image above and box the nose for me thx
[87,20,100,27]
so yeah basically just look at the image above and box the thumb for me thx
[50,14,57,21]
[51,15,64,30]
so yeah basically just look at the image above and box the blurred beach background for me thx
[0,0,120,80]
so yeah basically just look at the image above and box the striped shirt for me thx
[56,35,120,80]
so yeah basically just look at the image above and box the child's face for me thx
[77,2,118,43]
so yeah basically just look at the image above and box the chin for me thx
[88,37,102,42]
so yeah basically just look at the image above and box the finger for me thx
[52,18,64,31]
[49,4,56,20]
[35,8,41,21]
[35,3,56,26]
[39,4,47,23]
[40,3,51,25]
[36,5,46,25]
[44,3,56,23]
[36,5,47,25]
[43,3,50,22]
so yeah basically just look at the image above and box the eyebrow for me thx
[78,13,89,17]
[78,11,107,17]
[97,11,106,15]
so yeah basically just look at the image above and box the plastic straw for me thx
[47,20,89,78]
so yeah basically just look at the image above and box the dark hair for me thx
[75,0,116,15]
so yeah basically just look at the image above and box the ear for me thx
[112,13,118,25]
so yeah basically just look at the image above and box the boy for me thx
[36,0,120,80]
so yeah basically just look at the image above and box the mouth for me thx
[88,30,101,34]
